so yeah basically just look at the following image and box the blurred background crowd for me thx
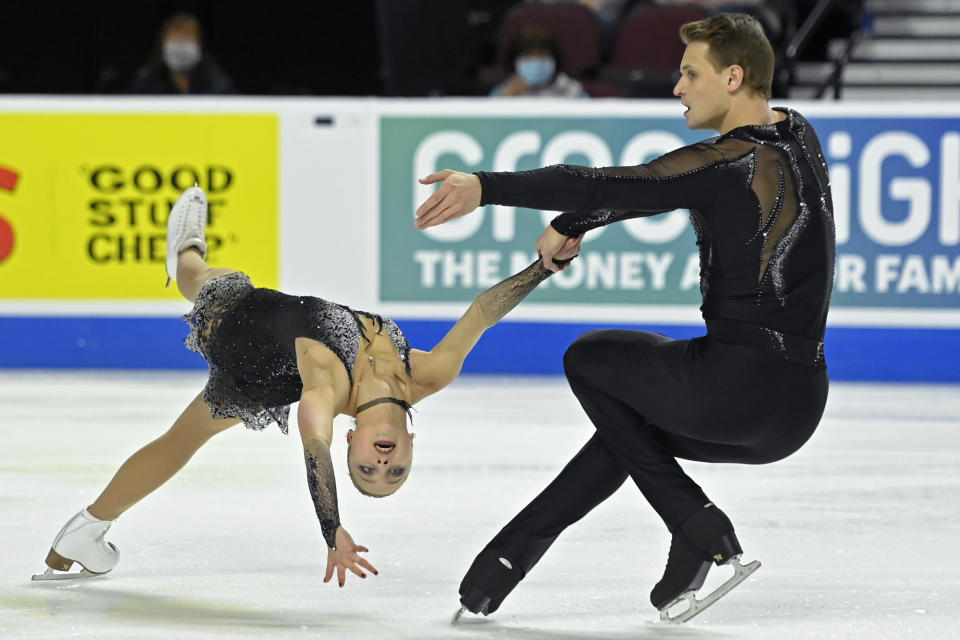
[0,0,867,100]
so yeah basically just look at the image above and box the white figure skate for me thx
[165,184,208,288]
[32,508,119,581]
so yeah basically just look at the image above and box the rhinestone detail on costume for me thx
[475,107,835,368]
[182,272,411,433]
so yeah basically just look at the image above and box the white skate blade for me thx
[658,556,761,624]
[451,606,466,625]
[31,567,105,582]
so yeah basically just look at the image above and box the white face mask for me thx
[163,40,201,72]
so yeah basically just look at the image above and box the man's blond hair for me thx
[680,13,774,100]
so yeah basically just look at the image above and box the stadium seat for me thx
[496,2,603,78]
[606,5,708,96]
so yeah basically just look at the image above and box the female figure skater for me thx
[34,185,580,588]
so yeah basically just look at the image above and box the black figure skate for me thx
[652,504,760,624]
[451,535,554,624]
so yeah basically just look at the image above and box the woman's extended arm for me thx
[297,370,378,586]
[297,387,340,549]
[412,241,579,395]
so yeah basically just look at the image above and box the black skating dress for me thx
[182,272,411,433]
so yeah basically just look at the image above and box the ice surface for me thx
[1,371,958,639]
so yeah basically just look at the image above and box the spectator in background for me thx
[490,25,587,98]
[127,13,235,95]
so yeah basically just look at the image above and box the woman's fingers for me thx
[356,556,379,575]
[324,544,378,587]
[347,563,366,578]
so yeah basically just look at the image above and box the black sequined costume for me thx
[477,108,833,365]
[465,109,834,593]
[183,272,411,434]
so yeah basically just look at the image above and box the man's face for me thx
[672,41,732,131]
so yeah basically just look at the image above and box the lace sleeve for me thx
[475,260,553,327]
[303,442,341,549]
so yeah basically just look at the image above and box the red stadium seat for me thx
[582,78,626,97]
[609,6,709,74]
[601,5,708,96]
[497,2,603,77]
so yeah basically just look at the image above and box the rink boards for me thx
[0,98,956,380]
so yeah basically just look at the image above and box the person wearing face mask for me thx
[127,13,235,95]
[490,25,587,98]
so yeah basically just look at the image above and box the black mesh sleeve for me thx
[303,443,341,549]
[474,145,747,235]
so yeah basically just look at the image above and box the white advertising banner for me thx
[0,97,957,332]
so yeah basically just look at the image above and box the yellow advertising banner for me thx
[0,113,278,298]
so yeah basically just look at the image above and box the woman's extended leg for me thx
[87,393,240,521]
[175,248,237,304]
[35,394,240,578]
[165,184,236,303]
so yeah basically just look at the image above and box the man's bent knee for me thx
[563,329,640,379]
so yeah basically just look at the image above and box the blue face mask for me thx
[516,56,556,87]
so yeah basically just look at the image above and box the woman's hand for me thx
[538,227,583,272]
[323,527,379,587]
[415,170,482,230]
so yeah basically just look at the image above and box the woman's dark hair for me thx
[505,24,565,73]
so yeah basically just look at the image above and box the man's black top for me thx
[475,108,835,368]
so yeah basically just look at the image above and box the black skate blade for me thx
[451,606,466,625]
[658,557,761,624]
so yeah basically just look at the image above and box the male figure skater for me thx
[415,13,834,624]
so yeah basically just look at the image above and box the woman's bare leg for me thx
[87,393,240,521]
[176,248,238,303]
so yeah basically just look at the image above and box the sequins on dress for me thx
[183,271,411,432]
[475,108,834,367]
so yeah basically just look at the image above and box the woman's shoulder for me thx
[295,337,352,392]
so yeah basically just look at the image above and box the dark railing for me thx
[785,0,867,99]
[816,26,867,99]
